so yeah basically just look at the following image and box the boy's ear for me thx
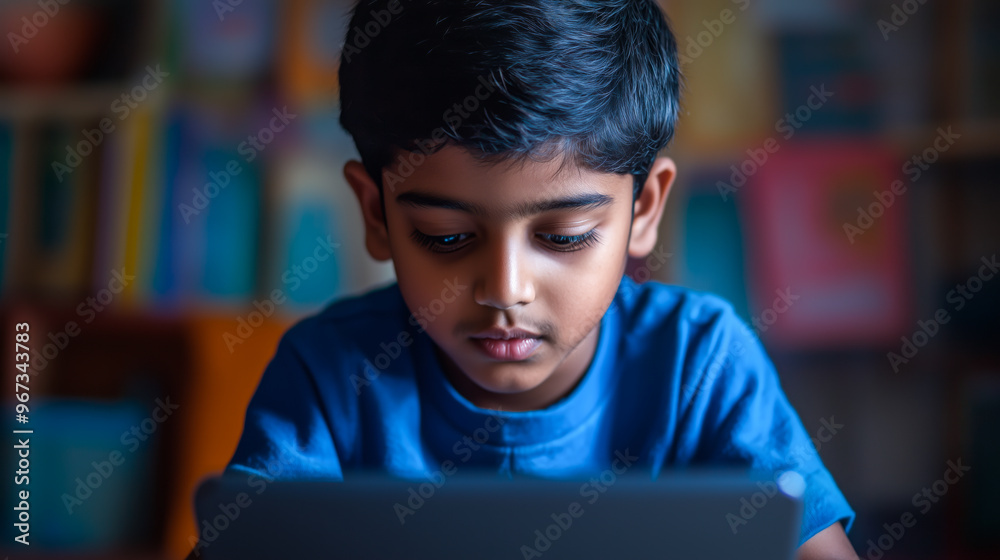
[344,160,392,261]
[628,156,676,259]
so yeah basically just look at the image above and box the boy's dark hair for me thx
[339,0,681,199]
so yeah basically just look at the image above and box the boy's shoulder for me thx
[612,278,757,383]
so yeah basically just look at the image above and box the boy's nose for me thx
[473,238,535,310]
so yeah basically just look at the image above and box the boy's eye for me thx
[538,229,601,252]
[410,230,473,253]
[410,228,602,254]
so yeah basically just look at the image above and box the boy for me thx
[227,0,857,557]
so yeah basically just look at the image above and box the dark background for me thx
[0,0,997,558]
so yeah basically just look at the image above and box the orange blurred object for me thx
[164,315,291,560]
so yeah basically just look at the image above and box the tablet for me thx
[191,470,802,559]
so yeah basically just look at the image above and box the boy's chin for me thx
[442,349,557,396]
[433,339,575,407]
[463,363,554,395]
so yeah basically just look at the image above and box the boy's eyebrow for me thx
[394,191,615,219]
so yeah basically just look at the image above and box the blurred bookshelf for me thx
[660,0,999,558]
[0,0,390,558]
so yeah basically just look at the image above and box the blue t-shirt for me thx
[227,276,854,544]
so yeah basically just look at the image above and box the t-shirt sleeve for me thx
[675,302,855,545]
[226,330,343,481]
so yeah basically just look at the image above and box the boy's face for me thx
[347,145,673,410]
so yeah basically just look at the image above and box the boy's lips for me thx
[469,327,543,361]
[470,327,542,340]
[471,338,543,361]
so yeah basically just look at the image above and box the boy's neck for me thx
[435,323,601,412]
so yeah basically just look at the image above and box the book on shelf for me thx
[2,121,98,300]
[741,139,911,347]
[3,398,155,550]
[776,31,880,134]
[161,99,262,308]
[36,122,99,297]
[93,110,139,301]
[175,0,276,81]
[149,107,186,305]
[674,168,752,323]
[278,0,350,105]
[268,151,345,310]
